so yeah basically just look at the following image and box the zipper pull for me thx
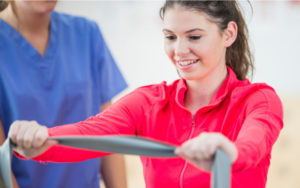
[191,115,195,126]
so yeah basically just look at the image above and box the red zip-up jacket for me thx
[33,67,283,188]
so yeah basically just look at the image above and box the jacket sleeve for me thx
[232,87,283,172]
[31,89,149,162]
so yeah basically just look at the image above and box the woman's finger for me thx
[8,120,22,143]
[32,126,49,148]
[23,124,40,148]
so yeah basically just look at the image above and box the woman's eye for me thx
[189,36,201,40]
[165,35,176,40]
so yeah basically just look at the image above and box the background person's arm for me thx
[0,120,20,188]
[101,154,127,188]
[100,102,127,188]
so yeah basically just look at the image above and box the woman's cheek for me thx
[164,46,174,63]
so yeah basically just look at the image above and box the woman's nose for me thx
[174,39,190,57]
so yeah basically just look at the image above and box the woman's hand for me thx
[175,132,238,171]
[8,120,57,158]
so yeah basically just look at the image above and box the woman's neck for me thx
[0,4,51,55]
[184,64,228,114]
[1,4,50,34]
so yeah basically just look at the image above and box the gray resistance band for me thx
[0,136,231,188]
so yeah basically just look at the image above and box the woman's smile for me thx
[176,59,200,70]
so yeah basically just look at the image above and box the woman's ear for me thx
[223,21,238,47]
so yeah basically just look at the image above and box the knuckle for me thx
[23,140,31,148]
[32,120,39,126]
[20,120,29,124]
[16,136,24,144]
[35,134,44,143]
[14,120,21,124]
[10,131,17,138]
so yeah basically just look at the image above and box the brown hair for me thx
[0,0,8,12]
[160,0,254,80]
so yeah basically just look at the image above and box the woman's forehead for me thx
[162,8,216,31]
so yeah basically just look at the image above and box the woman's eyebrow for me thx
[185,28,205,33]
[162,29,173,33]
[162,28,205,33]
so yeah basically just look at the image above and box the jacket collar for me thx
[175,66,245,112]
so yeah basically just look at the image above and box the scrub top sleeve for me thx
[232,88,283,172]
[92,23,127,104]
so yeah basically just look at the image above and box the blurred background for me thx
[56,1,300,188]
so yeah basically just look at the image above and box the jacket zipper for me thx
[179,115,196,188]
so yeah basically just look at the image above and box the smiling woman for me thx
[160,1,253,81]
[6,1,283,188]
[162,9,234,109]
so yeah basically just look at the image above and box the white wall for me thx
[248,1,300,97]
[56,1,300,97]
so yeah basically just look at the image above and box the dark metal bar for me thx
[0,136,231,188]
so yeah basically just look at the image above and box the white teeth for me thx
[178,60,196,66]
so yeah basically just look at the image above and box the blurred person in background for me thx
[7,0,283,188]
[0,0,127,188]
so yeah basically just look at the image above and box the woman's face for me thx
[14,0,57,14]
[163,7,231,81]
